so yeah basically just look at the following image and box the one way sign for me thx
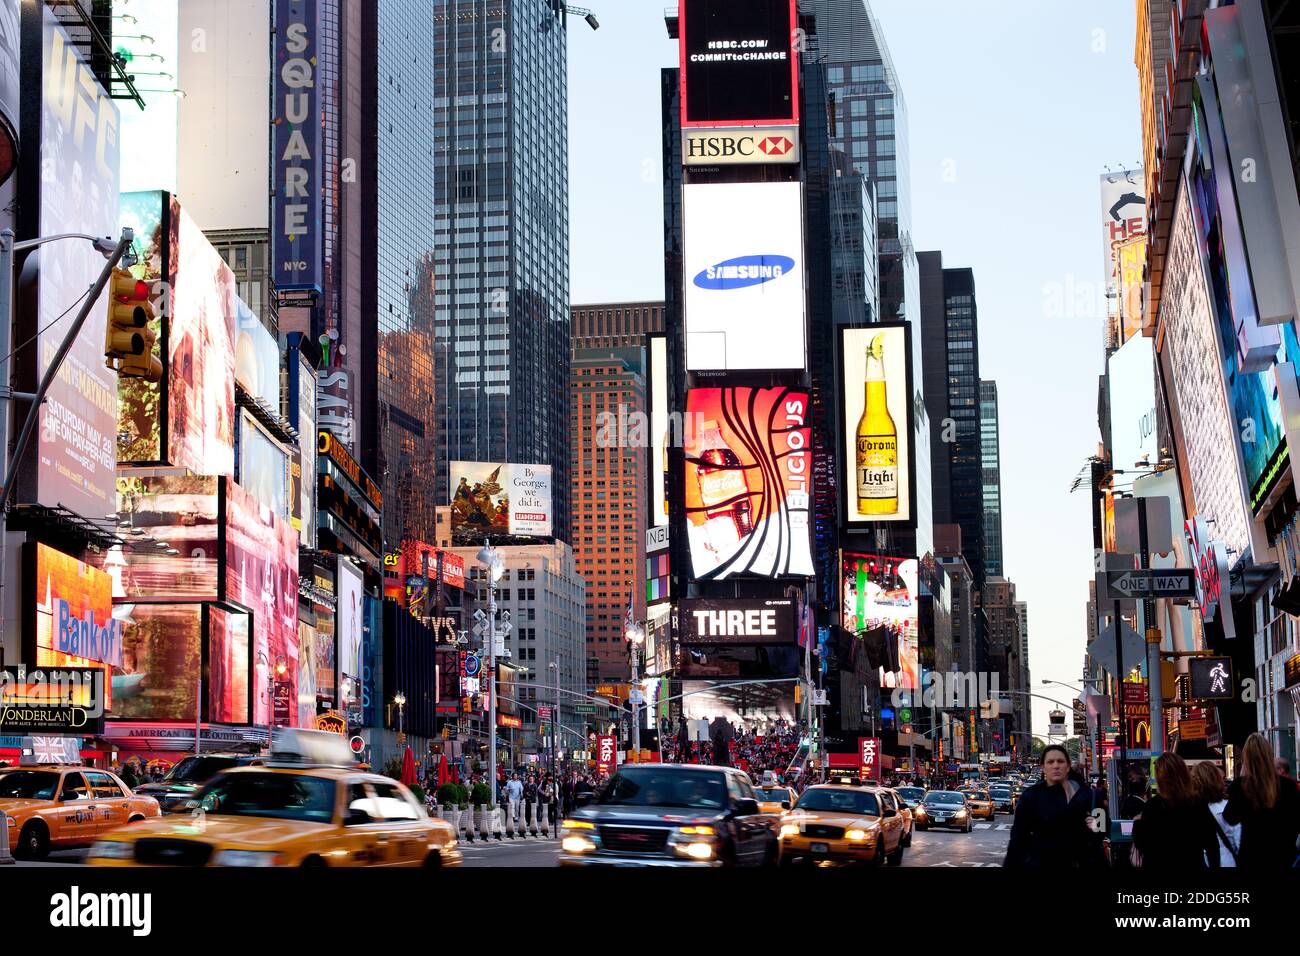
[1104,569,1195,600]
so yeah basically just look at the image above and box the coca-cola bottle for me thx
[696,419,753,540]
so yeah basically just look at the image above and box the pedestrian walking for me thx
[1003,745,1104,868]
[1131,753,1219,869]
[1192,762,1239,867]
[505,773,523,824]
[1120,766,1149,819]
[1223,733,1300,869]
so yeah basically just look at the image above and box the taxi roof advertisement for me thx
[680,0,799,128]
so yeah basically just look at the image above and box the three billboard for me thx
[683,182,806,372]
[684,387,812,579]
[680,0,799,129]
[678,597,797,644]
[450,461,553,543]
[840,325,913,525]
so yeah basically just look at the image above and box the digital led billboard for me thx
[238,411,290,519]
[450,462,554,542]
[224,478,299,726]
[842,553,919,691]
[170,205,237,476]
[235,304,282,412]
[679,597,797,644]
[296,620,318,727]
[684,387,812,579]
[649,334,670,527]
[680,0,798,128]
[114,476,220,600]
[34,8,121,519]
[337,556,364,711]
[112,605,203,721]
[841,325,913,525]
[683,182,806,371]
[208,606,250,725]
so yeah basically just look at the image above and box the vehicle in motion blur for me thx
[754,784,797,814]
[889,789,914,846]
[134,753,266,813]
[778,784,906,866]
[0,766,160,860]
[961,787,995,819]
[559,764,780,867]
[893,785,925,811]
[913,790,972,832]
[86,730,460,867]
[988,784,1016,814]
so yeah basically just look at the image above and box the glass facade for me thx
[431,0,571,538]
[943,269,985,595]
[980,380,1004,578]
[378,1,440,545]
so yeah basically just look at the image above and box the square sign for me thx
[1189,657,1234,700]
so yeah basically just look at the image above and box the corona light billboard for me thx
[841,325,913,525]
[684,387,812,580]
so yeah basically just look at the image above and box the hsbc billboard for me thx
[683,126,799,166]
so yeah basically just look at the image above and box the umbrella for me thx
[400,745,417,786]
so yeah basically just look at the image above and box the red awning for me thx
[828,753,859,768]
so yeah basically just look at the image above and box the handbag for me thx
[1210,815,1238,866]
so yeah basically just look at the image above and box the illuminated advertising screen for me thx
[290,349,317,548]
[678,597,796,644]
[224,478,299,726]
[238,411,291,518]
[34,8,121,519]
[208,607,250,725]
[297,621,318,727]
[683,182,806,371]
[1115,234,1148,342]
[337,556,364,707]
[1107,335,1158,474]
[1100,170,1146,314]
[649,334,670,527]
[30,543,122,667]
[840,325,913,525]
[170,204,237,476]
[117,190,171,464]
[234,305,282,412]
[450,462,554,542]
[114,476,220,600]
[113,605,202,721]
[684,387,812,579]
[680,0,798,128]
[842,554,919,691]
[316,613,336,705]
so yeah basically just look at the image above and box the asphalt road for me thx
[904,817,1013,867]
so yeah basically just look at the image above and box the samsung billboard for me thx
[683,181,806,372]
[680,0,798,129]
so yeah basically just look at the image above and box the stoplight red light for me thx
[133,279,150,299]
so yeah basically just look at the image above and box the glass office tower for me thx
[431,0,572,537]
[980,380,1004,578]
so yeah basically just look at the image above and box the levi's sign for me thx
[683,126,799,166]
[1104,569,1195,599]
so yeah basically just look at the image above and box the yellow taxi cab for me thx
[0,765,161,860]
[86,729,461,868]
[753,785,797,815]
[960,787,995,819]
[777,784,907,867]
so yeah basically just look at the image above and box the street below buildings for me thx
[905,821,1012,868]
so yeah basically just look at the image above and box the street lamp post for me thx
[394,692,406,738]
[477,542,504,795]
[625,623,643,756]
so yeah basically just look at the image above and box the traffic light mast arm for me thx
[0,228,134,513]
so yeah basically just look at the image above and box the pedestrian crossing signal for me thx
[105,268,162,381]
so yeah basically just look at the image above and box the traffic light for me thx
[105,268,162,381]
[794,683,802,706]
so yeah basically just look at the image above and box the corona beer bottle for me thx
[856,332,899,515]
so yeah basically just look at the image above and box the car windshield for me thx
[990,787,1011,797]
[161,756,242,784]
[895,787,924,801]
[194,772,337,823]
[755,787,790,801]
[596,769,727,810]
[0,770,60,800]
[793,789,880,816]
[924,791,965,806]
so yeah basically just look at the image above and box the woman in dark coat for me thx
[1131,753,1219,869]
[1223,733,1300,869]
[1004,745,1105,868]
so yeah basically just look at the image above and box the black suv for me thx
[134,754,265,812]
[559,764,780,867]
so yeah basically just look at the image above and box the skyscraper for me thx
[981,380,1004,577]
[431,0,572,538]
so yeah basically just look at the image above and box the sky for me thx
[567,0,1144,736]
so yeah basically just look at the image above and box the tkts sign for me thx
[597,734,616,775]
[859,737,881,782]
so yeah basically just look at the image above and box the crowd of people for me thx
[1004,732,1300,869]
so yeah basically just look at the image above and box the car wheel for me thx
[17,822,49,861]
[902,827,912,847]
[762,838,779,868]
[887,841,905,866]
[423,852,443,868]
[916,822,926,831]
[871,837,885,867]
[127,814,145,823]
[300,855,327,868]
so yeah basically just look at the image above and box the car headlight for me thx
[954,810,968,818]
[677,825,715,836]
[561,819,594,830]
[683,842,713,860]
[561,835,596,854]
[88,841,133,860]
[212,849,283,867]
[845,828,869,842]
[780,824,800,838]
[914,807,927,815]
